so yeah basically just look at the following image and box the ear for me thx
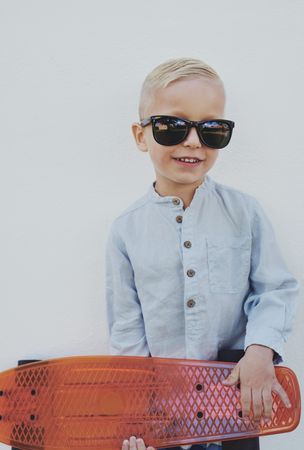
[131,122,148,153]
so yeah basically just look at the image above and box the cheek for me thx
[150,148,172,167]
[147,145,164,167]
[206,149,219,165]
[147,140,173,165]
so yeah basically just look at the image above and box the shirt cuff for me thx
[244,329,284,364]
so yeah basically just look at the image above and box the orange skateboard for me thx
[0,355,301,450]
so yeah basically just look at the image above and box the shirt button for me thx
[176,215,183,223]
[187,269,196,277]
[187,299,196,308]
[172,198,181,205]
[184,240,192,248]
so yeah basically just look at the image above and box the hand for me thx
[122,436,155,450]
[222,345,292,422]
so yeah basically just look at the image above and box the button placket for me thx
[172,198,184,227]
[182,220,194,277]
[179,209,199,329]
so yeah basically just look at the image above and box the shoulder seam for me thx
[114,196,151,222]
[213,180,254,198]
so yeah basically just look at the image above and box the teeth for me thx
[178,158,199,163]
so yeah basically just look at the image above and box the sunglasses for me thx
[140,115,235,149]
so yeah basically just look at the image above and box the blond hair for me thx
[138,57,223,119]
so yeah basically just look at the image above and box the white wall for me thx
[0,1,303,449]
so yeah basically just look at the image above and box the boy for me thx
[105,58,299,450]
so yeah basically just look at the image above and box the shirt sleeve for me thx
[243,198,299,363]
[105,221,150,356]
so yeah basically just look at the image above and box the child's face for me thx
[132,76,226,191]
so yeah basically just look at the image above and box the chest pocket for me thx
[206,235,252,293]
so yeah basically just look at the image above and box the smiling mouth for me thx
[173,157,204,163]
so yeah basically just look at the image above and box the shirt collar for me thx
[146,174,214,205]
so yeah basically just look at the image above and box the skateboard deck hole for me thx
[197,411,204,419]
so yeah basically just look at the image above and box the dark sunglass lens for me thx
[152,117,188,145]
[199,121,232,148]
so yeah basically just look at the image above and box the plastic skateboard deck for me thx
[0,355,300,450]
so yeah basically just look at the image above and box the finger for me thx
[122,440,129,450]
[262,387,273,420]
[240,385,251,419]
[222,364,240,386]
[252,388,263,422]
[272,381,292,408]
[129,436,137,450]
[136,438,146,450]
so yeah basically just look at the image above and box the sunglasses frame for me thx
[140,115,235,149]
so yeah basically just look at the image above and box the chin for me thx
[175,176,204,185]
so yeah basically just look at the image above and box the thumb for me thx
[222,364,240,386]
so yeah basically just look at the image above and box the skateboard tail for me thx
[0,356,301,450]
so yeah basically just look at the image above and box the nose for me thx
[183,125,202,148]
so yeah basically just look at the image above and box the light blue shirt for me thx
[105,175,299,364]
